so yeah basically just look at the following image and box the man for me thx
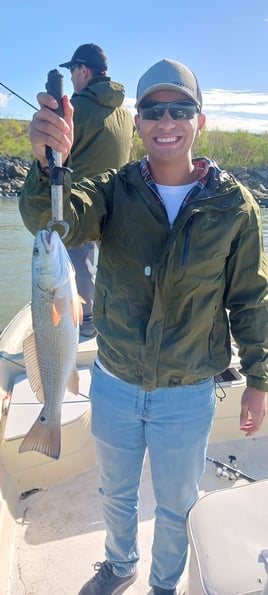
[19,58,268,595]
[60,43,133,337]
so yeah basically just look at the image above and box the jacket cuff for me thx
[246,376,268,392]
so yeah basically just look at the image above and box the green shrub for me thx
[1,118,267,169]
[0,119,33,160]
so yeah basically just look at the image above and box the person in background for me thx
[19,58,268,595]
[59,43,133,337]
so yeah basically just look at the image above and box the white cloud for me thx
[0,92,11,108]
[205,114,268,133]
[1,87,267,134]
[124,97,136,116]
[203,89,268,109]
[203,89,268,133]
[124,89,268,134]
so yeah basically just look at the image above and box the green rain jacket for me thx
[65,76,133,180]
[19,158,268,391]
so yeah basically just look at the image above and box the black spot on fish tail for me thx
[19,410,61,460]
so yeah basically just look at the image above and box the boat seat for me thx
[186,479,268,595]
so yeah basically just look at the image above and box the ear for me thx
[83,66,92,82]
[196,113,206,138]
[134,114,141,137]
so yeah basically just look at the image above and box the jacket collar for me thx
[139,156,231,206]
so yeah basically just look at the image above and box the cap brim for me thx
[136,83,200,109]
[59,61,71,69]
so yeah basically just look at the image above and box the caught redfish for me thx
[19,230,83,460]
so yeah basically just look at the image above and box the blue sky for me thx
[1,0,268,132]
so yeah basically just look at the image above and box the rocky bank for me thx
[0,154,268,207]
[0,155,32,197]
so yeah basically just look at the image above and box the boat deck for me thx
[7,434,268,595]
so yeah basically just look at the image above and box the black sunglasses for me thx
[70,64,84,73]
[138,101,199,121]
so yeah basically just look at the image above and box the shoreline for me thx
[0,155,268,207]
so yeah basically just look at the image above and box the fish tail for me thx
[19,411,61,460]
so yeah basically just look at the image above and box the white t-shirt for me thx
[156,182,197,225]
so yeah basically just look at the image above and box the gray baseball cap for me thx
[136,59,202,111]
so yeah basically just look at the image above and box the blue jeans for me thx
[90,364,216,590]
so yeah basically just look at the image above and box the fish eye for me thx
[33,247,39,255]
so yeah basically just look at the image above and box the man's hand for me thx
[240,387,267,436]
[29,93,74,168]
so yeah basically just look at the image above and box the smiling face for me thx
[135,90,206,183]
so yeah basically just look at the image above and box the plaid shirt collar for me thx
[140,156,213,208]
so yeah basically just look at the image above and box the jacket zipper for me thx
[102,289,107,315]
[181,217,193,266]
[208,321,215,360]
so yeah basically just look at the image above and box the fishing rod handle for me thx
[45,69,64,117]
[45,68,70,238]
[45,70,63,162]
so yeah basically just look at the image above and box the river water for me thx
[1,196,268,332]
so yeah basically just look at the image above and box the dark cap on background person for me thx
[136,59,202,111]
[59,44,108,74]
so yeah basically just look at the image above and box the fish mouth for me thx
[40,230,58,253]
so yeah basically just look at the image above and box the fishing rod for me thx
[206,455,256,482]
[1,75,70,241]
[0,82,38,111]
[45,69,71,239]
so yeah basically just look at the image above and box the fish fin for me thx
[23,332,45,403]
[79,294,87,304]
[67,367,80,395]
[52,295,67,326]
[19,409,61,460]
[78,299,84,325]
[70,296,84,327]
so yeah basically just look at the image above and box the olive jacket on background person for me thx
[69,76,134,181]
[19,157,268,392]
